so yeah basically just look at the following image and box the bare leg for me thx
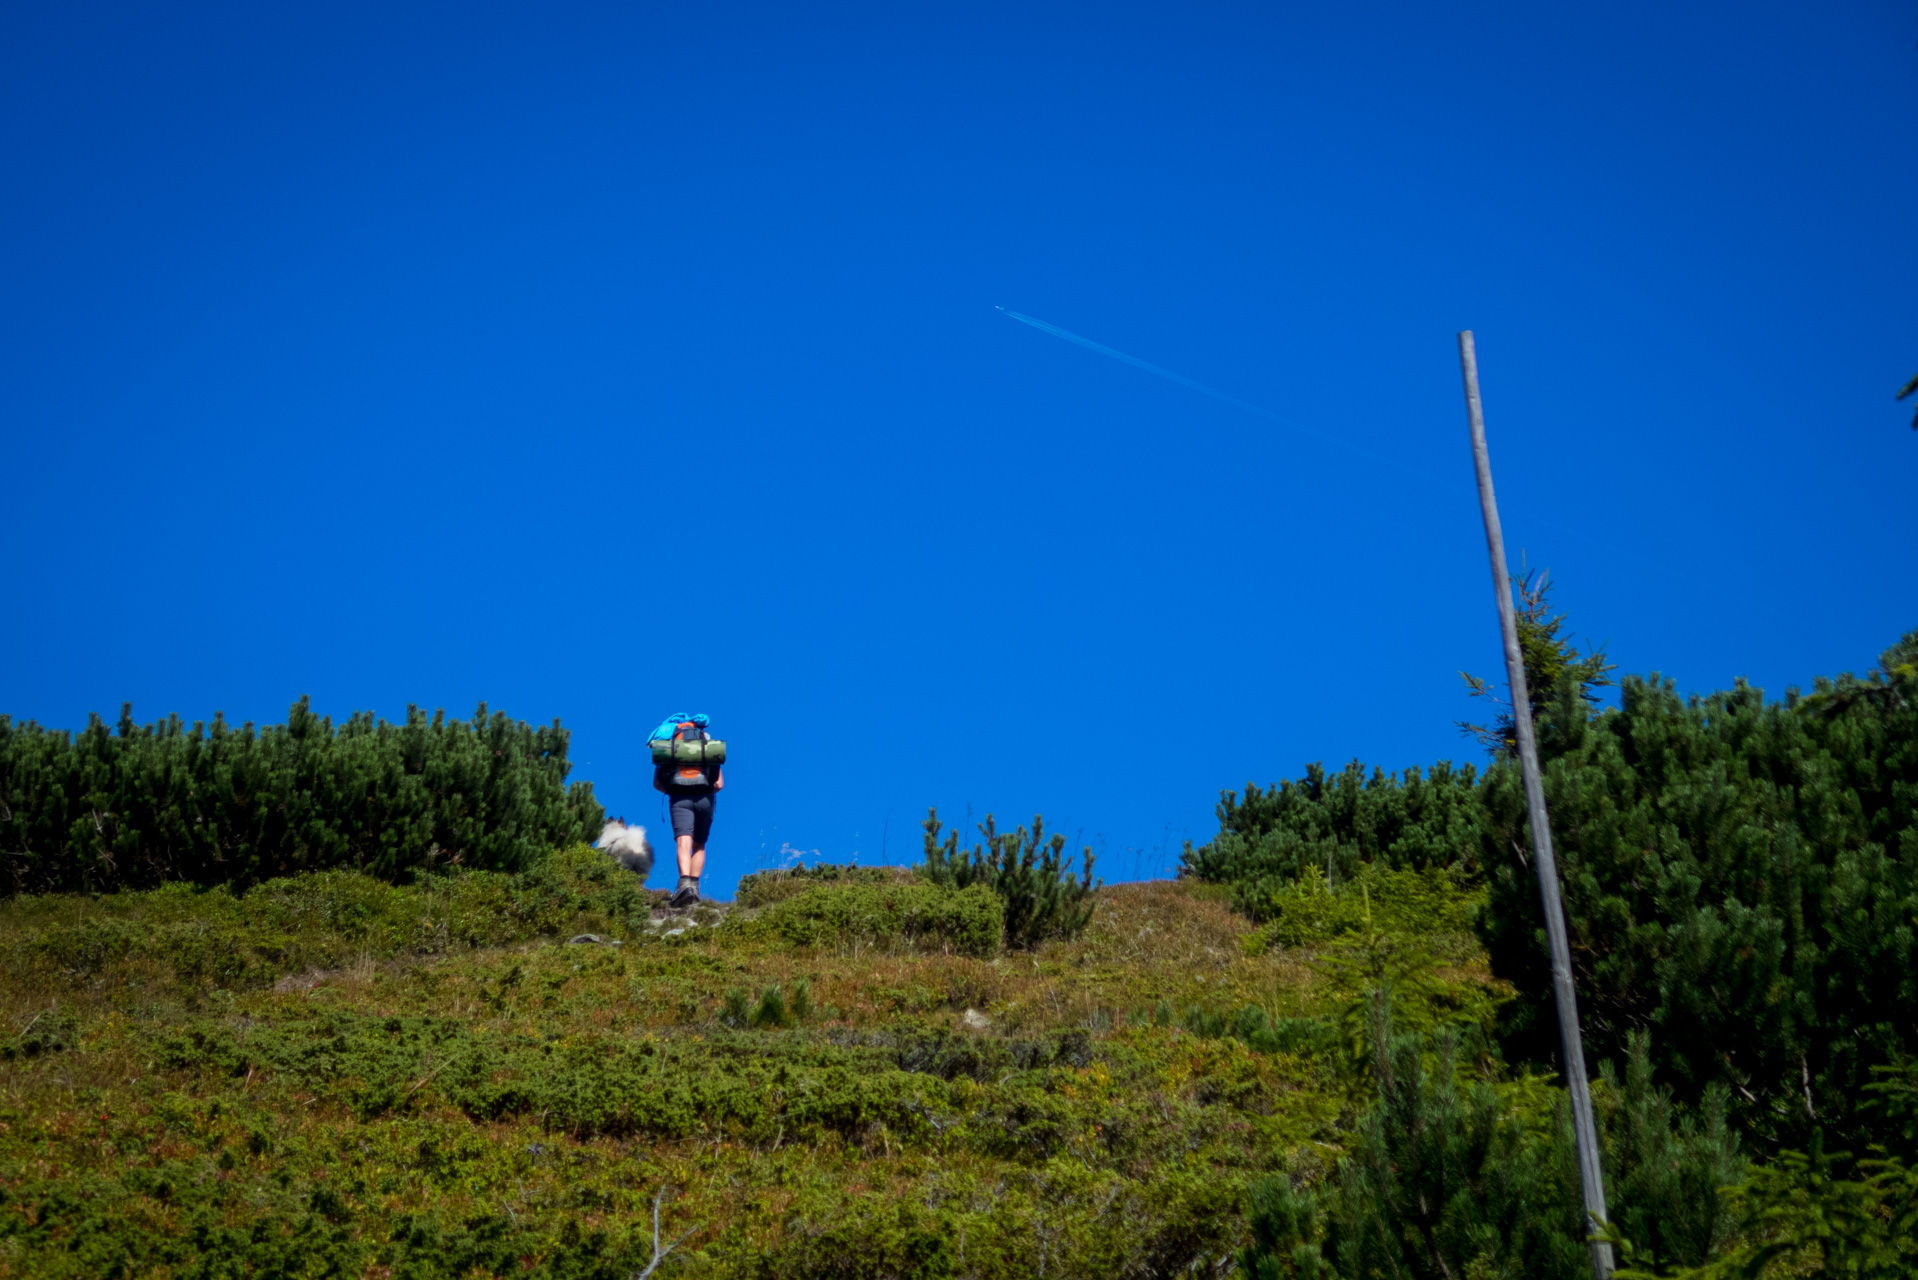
[672,806,708,904]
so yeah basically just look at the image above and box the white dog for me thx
[595,820,654,878]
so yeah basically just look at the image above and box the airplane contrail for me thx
[996,307,1276,419]
[994,306,1416,474]
[994,306,1613,552]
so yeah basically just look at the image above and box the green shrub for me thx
[1302,1013,1742,1280]
[1598,1032,1745,1271]
[144,1007,985,1148]
[748,879,1003,957]
[921,809,1097,948]
[741,1197,957,1280]
[720,980,822,1030]
[1637,1147,1918,1280]
[0,1157,655,1280]
[1175,1003,1341,1060]
[751,984,790,1028]
[1,1005,79,1060]
[4,842,650,990]
[1239,1176,1328,1280]
[0,697,602,895]
[1476,637,1918,1152]
[1240,863,1478,952]
[740,1166,1240,1280]
[1318,1019,1589,1280]
[1181,759,1486,887]
[736,863,910,908]
[1187,626,1918,1158]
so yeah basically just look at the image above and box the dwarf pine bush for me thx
[1182,759,1487,890]
[1637,1147,1918,1280]
[1233,1010,1744,1280]
[0,697,602,894]
[1476,635,1918,1152]
[921,809,1098,948]
[1187,626,1918,1157]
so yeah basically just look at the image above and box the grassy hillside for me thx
[10,626,1907,1276]
[0,847,1498,1279]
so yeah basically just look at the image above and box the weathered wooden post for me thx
[1457,330,1614,1279]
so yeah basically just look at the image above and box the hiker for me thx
[650,713,724,907]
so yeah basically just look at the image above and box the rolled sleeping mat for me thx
[650,738,727,765]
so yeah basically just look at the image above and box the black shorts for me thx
[669,789,716,844]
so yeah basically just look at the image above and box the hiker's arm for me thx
[714,765,724,791]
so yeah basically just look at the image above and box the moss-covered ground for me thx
[0,848,1497,1278]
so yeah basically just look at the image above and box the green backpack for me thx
[651,721,726,786]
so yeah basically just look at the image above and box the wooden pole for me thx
[1457,330,1614,1279]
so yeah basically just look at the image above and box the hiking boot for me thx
[669,877,701,909]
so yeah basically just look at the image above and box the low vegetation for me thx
[0,847,1448,1278]
[0,822,1773,1278]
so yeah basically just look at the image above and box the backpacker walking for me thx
[649,713,726,908]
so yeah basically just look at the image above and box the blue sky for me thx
[5,1,1915,894]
